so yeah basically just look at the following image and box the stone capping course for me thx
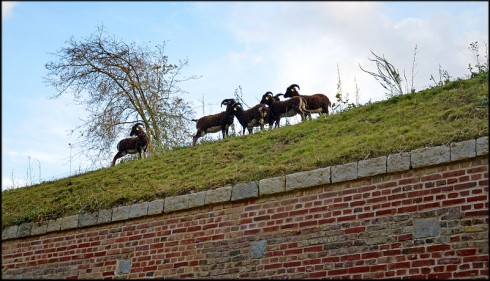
[2,137,488,241]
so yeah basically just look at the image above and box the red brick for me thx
[443,198,465,206]
[345,227,365,234]
[438,258,461,265]
[453,270,479,278]
[427,244,451,252]
[463,256,489,262]
[327,269,348,276]
[456,249,477,256]
[309,272,326,278]
[465,210,488,217]
[348,266,370,273]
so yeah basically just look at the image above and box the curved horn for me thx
[134,122,145,127]
[264,91,273,96]
[221,98,235,107]
[290,84,300,90]
[274,93,284,97]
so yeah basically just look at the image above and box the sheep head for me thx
[221,98,236,107]
[260,91,274,104]
[284,84,301,98]
[130,122,145,136]
[232,102,243,112]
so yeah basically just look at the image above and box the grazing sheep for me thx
[260,91,309,128]
[283,84,332,119]
[191,99,237,146]
[112,122,149,166]
[231,102,269,135]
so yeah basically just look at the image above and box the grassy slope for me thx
[2,75,488,229]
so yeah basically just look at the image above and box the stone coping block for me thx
[411,145,450,168]
[259,176,285,195]
[112,205,131,222]
[165,194,190,213]
[98,209,113,224]
[286,167,331,191]
[129,202,149,219]
[3,137,487,241]
[61,215,79,230]
[358,156,387,178]
[205,186,232,205]
[47,218,63,233]
[331,162,357,183]
[188,191,206,209]
[31,222,48,236]
[2,225,18,240]
[232,181,259,201]
[17,222,33,238]
[476,136,488,156]
[148,199,164,216]
[79,211,98,228]
[387,152,411,173]
[450,139,476,161]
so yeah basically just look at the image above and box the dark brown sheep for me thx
[283,84,331,119]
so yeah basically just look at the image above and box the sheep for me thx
[260,91,309,128]
[231,101,269,135]
[111,122,149,166]
[283,84,332,120]
[191,98,237,146]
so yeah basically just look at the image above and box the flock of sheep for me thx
[111,84,331,166]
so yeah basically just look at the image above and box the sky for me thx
[2,1,488,190]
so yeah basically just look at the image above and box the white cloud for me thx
[2,1,16,20]
[217,2,487,105]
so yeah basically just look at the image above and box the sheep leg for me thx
[193,129,206,146]
[112,151,126,166]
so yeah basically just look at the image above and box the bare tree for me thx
[44,25,199,165]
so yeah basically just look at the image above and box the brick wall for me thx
[2,138,489,279]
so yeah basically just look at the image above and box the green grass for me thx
[2,74,488,229]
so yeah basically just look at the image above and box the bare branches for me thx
[360,46,419,97]
[359,50,403,98]
[44,25,198,166]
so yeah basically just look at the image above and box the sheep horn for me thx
[134,122,145,127]
[264,91,273,96]
[290,84,300,90]
[275,93,284,98]
[221,98,235,107]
